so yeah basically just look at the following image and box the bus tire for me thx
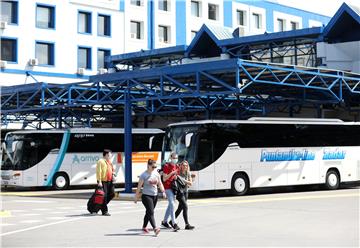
[53,172,70,190]
[231,173,249,196]
[325,169,340,190]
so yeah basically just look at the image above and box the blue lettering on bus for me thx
[322,149,346,160]
[260,149,315,162]
[72,155,100,164]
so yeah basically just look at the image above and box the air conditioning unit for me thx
[0,60,7,68]
[0,21,7,29]
[28,58,38,66]
[238,26,245,36]
[77,67,85,75]
[130,33,136,39]
[98,68,108,74]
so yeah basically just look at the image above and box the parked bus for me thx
[1,128,164,189]
[162,118,360,195]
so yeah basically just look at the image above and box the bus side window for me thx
[197,139,213,169]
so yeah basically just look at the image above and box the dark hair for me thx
[147,159,155,165]
[103,149,112,157]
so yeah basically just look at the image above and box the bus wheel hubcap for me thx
[235,178,246,192]
[56,176,66,188]
[328,174,337,187]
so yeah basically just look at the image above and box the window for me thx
[130,21,142,39]
[191,1,200,17]
[208,4,218,20]
[98,14,110,36]
[191,30,197,39]
[0,1,18,24]
[78,11,91,34]
[36,5,55,29]
[36,42,54,65]
[78,47,91,69]
[253,13,261,29]
[97,49,110,69]
[159,0,168,11]
[291,21,298,30]
[237,10,245,26]
[1,38,17,62]
[131,0,142,6]
[277,18,285,31]
[158,25,169,43]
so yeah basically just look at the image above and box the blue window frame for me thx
[97,14,111,36]
[0,1,18,24]
[78,11,92,34]
[1,38,17,62]
[97,49,110,69]
[35,41,54,66]
[36,4,55,29]
[78,47,91,69]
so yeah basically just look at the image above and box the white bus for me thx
[1,128,164,189]
[163,118,360,195]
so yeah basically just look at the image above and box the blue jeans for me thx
[163,189,176,223]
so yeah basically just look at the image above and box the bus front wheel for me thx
[325,170,340,190]
[53,173,69,190]
[231,173,249,196]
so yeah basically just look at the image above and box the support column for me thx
[124,88,133,193]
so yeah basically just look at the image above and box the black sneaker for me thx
[169,221,180,231]
[185,224,195,230]
[161,221,170,228]
[102,212,111,216]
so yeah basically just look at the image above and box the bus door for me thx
[196,138,215,190]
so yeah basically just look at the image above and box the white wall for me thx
[186,0,224,44]
[0,0,124,86]
[273,11,302,32]
[154,0,176,49]
[317,41,360,73]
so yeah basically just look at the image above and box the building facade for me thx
[0,0,331,86]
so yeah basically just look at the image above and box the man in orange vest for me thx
[96,149,116,216]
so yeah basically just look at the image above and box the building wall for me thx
[317,41,360,74]
[0,0,331,86]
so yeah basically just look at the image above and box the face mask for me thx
[171,159,178,164]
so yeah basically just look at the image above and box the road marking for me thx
[56,207,75,210]
[0,223,15,226]
[20,213,41,217]
[19,220,43,224]
[32,208,50,211]
[12,200,54,203]
[0,210,12,217]
[50,211,67,214]
[11,210,27,213]
[46,217,66,220]
[190,192,359,205]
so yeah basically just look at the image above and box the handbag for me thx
[171,176,186,195]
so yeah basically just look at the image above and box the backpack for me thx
[87,186,105,214]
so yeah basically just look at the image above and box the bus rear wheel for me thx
[53,173,69,190]
[231,173,249,196]
[325,170,340,190]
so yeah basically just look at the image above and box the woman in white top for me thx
[135,159,166,236]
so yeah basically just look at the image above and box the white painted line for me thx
[56,207,75,210]
[32,208,50,211]
[50,211,67,214]
[20,213,41,217]
[0,223,15,226]
[46,217,66,220]
[19,220,43,224]
[11,210,27,213]
[12,200,54,203]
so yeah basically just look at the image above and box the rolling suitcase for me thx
[87,186,105,214]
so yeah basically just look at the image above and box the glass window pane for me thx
[131,21,140,39]
[97,50,109,69]
[0,1,12,23]
[1,39,16,62]
[37,6,50,28]
[36,43,50,65]
[78,48,89,68]
[253,13,260,29]
[237,10,244,25]
[159,0,168,11]
[191,1,199,17]
[78,12,90,33]
[98,15,104,35]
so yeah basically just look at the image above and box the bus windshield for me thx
[163,125,199,166]
[1,133,63,171]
